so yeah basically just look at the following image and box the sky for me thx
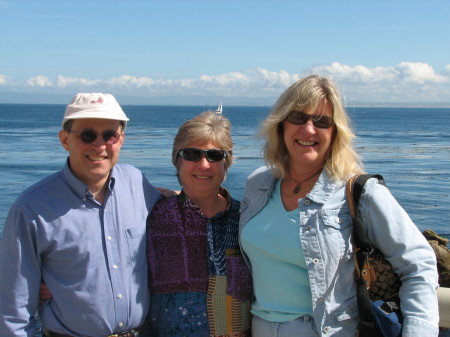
[0,0,449,106]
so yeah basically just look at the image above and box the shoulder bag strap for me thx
[347,174,386,335]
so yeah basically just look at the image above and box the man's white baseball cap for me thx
[62,93,129,128]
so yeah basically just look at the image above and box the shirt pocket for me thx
[126,226,147,270]
[319,209,354,256]
[320,208,353,231]
[225,248,253,302]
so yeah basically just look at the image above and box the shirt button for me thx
[313,258,319,264]
[107,236,112,241]
[323,326,331,333]
[118,322,124,327]
[117,294,123,299]
[112,264,118,269]
[304,199,311,206]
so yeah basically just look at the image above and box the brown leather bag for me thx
[347,174,402,301]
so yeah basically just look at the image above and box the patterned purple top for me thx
[147,188,252,337]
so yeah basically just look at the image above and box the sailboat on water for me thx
[215,100,223,114]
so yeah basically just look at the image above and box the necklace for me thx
[288,169,322,194]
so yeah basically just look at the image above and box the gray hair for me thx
[172,111,234,173]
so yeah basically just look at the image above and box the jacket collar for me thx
[256,166,343,205]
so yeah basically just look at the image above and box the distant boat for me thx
[215,100,223,114]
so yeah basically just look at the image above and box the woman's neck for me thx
[185,190,227,218]
[288,160,324,180]
[280,166,323,211]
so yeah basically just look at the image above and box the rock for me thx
[423,229,450,287]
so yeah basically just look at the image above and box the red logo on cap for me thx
[90,97,104,104]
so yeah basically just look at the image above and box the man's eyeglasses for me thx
[177,148,227,162]
[70,129,122,145]
[286,111,334,129]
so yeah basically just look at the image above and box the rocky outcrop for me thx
[423,229,450,287]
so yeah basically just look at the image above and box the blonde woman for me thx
[239,75,439,336]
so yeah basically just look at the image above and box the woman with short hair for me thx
[147,111,252,337]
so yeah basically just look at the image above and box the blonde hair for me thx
[261,74,364,181]
[172,111,234,172]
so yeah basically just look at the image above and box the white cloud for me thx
[0,74,10,85]
[2,62,450,104]
[191,68,298,95]
[310,62,449,84]
[310,62,399,83]
[26,76,53,87]
[396,62,447,84]
[108,75,155,87]
[309,62,450,103]
[56,75,100,87]
[444,64,450,74]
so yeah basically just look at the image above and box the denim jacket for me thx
[239,166,439,337]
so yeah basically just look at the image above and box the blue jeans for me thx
[252,315,319,337]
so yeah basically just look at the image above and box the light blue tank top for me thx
[240,179,313,322]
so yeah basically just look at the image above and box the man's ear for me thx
[59,130,70,151]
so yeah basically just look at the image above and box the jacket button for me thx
[304,199,311,206]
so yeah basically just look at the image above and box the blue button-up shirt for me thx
[0,161,160,337]
[239,166,439,337]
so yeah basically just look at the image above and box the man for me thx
[0,93,160,336]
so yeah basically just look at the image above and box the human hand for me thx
[39,283,52,304]
[156,187,180,198]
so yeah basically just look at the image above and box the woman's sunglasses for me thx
[177,148,227,162]
[70,129,121,145]
[286,111,334,129]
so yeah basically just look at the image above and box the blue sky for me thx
[1,0,449,105]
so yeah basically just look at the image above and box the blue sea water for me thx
[0,104,449,238]
[0,104,449,336]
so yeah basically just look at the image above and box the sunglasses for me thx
[286,111,334,129]
[177,148,227,162]
[70,129,122,145]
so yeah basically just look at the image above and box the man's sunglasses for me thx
[177,148,227,162]
[70,129,121,145]
[286,111,334,129]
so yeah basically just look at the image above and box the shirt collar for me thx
[256,166,278,191]
[179,187,231,218]
[306,170,343,204]
[61,158,115,200]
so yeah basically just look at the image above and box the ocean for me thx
[0,103,449,336]
[0,104,449,238]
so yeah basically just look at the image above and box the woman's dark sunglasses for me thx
[177,148,227,162]
[286,111,334,128]
[70,129,121,145]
